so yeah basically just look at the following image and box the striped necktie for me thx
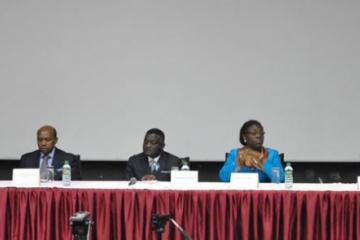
[150,159,156,173]
[40,155,50,180]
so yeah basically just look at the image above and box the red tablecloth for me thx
[0,188,359,240]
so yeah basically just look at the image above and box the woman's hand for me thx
[238,148,264,170]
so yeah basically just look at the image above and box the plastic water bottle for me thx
[62,160,71,186]
[284,162,293,190]
[180,158,190,170]
[181,165,189,170]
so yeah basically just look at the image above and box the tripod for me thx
[152,214,192,240]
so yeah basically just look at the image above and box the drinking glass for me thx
[40,167,54,183]
[271,167,281,184]
[171,166,179,171]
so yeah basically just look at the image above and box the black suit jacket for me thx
[126,151,180,181]
[20,148,81,180]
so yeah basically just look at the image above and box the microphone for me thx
[318,177,323,184]
[128,177,137,186]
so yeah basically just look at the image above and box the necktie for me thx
[40,155,50,181]
[150,159,156,173]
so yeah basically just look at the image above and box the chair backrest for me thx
[225,152,229,161]
[279,153,285,168]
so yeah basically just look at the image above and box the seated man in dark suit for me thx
[20,125,81,180]
[126,128,181,181]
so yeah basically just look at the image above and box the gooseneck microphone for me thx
[128,177,137,186]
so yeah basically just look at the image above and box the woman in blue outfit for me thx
[219,120,285,182]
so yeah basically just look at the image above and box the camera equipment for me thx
[152,213,192,240]
[70,211,94,240]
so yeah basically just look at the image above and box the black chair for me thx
[225,152,229,161]
[279,153,285,168]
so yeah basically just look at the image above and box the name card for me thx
[230,173,259,189]
[171,170,198,184]
[12,168,40,187]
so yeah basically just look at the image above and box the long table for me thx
[0,181,359,240]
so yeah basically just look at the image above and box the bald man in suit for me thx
[20,125,81,180]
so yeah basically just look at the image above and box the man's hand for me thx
[141,174,157,181]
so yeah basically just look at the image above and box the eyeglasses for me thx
[246,131,265,137]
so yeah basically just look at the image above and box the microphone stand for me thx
[152,214,192,240]
[168,217,192,240]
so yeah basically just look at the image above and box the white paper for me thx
[230,172,259,189]
[171,170,198,185]
[12,168,40,187]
